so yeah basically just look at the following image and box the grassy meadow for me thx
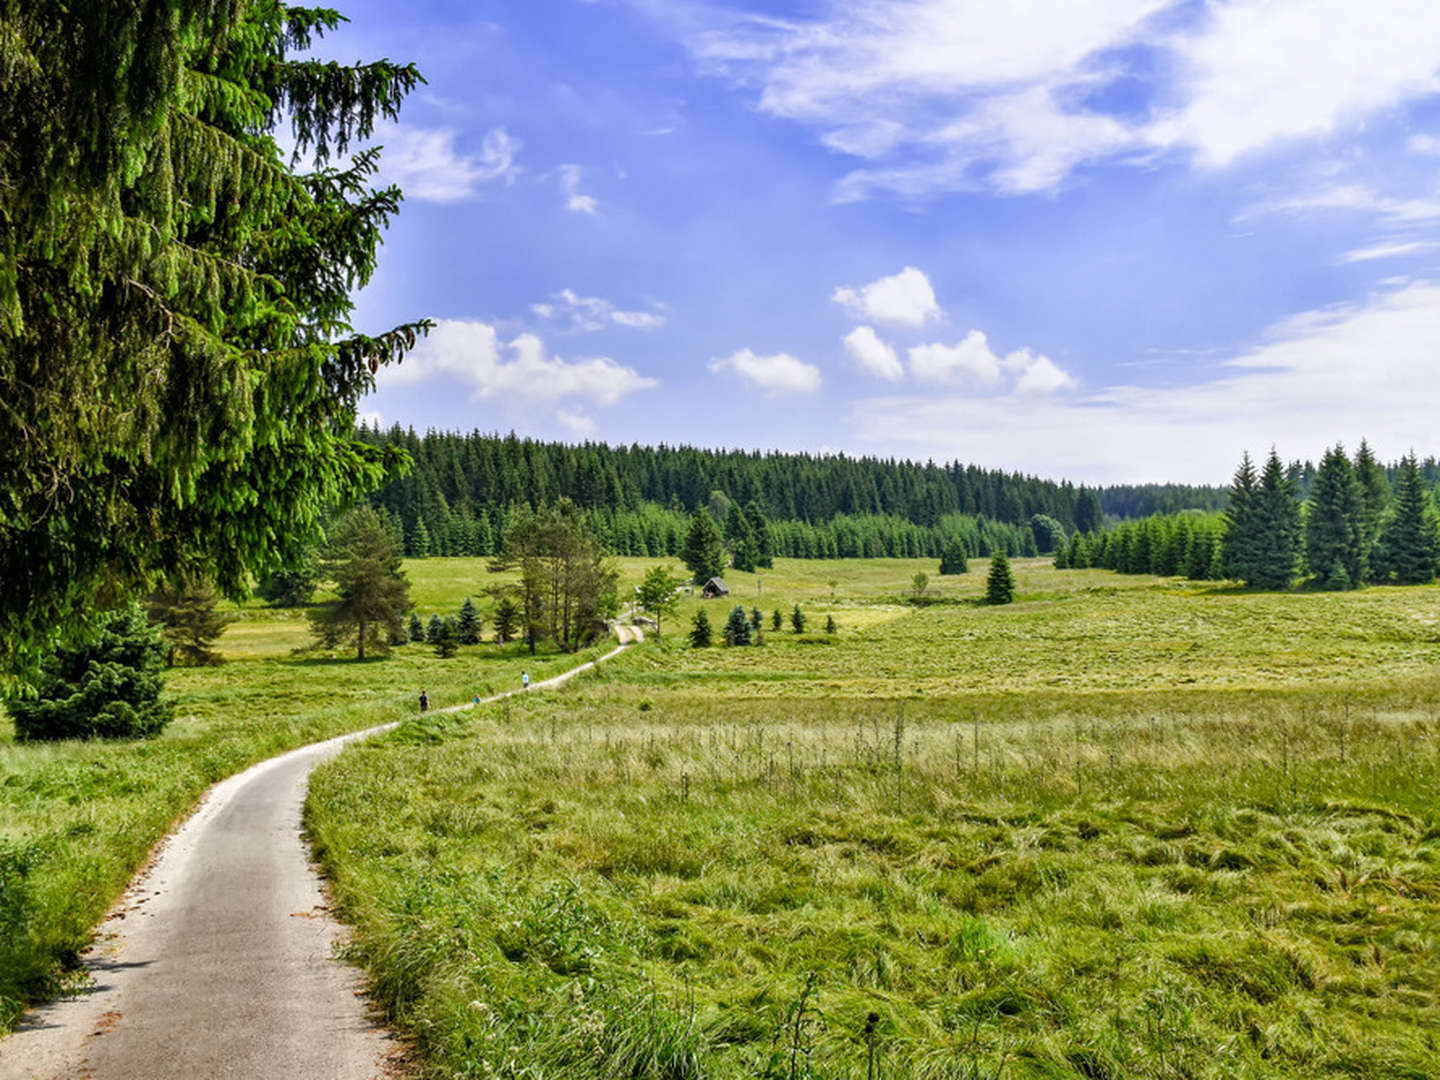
[0,557,613,1030]
[300,558,1440,1079]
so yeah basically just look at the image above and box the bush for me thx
[6,607,173,740]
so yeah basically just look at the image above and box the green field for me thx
[299,558,1440,1079]
[5,556,1440,1076]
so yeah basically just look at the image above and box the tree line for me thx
[1060,442,1440,589]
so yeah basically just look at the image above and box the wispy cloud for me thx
[560,163,598,213]
[531,289,667,332]
[1340,239,1440,264]
[378,125,521,202]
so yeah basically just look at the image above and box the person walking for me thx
[521,670,530,691]
[418,689,429,713]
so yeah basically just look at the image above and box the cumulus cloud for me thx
[531,289,667,332]
[907,331,1077,393]
[842,326,904,380]
[560,164,598,214]
[852,280,1440,483]
[556,407,599,436]
[832,267,941,327]
[644,0,1440,198]
[379,125,520,202]
[709,349,822,395]
[380,319,656,406]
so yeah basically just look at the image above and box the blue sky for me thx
[321,0,1440,484]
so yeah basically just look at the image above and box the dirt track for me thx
[0,642,632,1080]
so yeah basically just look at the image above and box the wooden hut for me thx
[701,577,730,599]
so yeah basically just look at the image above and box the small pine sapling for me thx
[791,603,806,633]
[772,608,783,631]
[724,605,753,646]
[825,614,837,635]
[689,609,713,648]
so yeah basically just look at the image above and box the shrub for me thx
[6,607,173,740]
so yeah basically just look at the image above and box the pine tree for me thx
[143,579,231,667]
[681,508,726,585]
[1380,453,1438,584]
[637,565,683,637]
[750,607,763,631]
[1,4,426,690]
[432,616,458,659]
[772,609,783,631]
[745,501,774,568]
[427,613,444,643]
[492,596,520,645]
[825,614,837,635]
[307,506,411,659]
[1223,452,1261,584]
[1250,449,1301,589]
[1353,440,1390,582]
[5,606,173,741]
[408,613,425,645]
[1306,444,1365,589]
[689,609,713,648]
[939,536,969,575]
[456,597,483,645]
[725,504,756,573]
[723,605,753,646]
[256,546,320,607]
[791,604,807,633]
[986,552,1016,604]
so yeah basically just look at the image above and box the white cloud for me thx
[1003,347,1080,393]
[1238,183,1440,226]
[379,125,520,202]
[556,407,599,436]
[647,0,1440,198]
[531,289,666,332]
[909,331,1004,385]
[1340,239,1440,263]
[709,348,822,395]
[832,267,941,327]
[842,326,903,380]
[852,280,1440,483]
[1410,134,1440,157]
[380,319,656,407]
[560,164,598,214]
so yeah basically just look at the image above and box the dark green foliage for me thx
[682,509,726,585]
[745,502,774,568]
[750,607,763,631]
[427,614,444,644]
[408,612,425,645]
[256,548,319,607]
[939,535,969,575]
[1059,512,1227,582]
[791,604,806,634]
[456,598,482,645]
[492,597,520,645]
[6,607,173,741]
[143,579,231,667]
[1306,445,1365,590]
[1028,514,1064,553]
[725,504,756,573]
[1380,453,1438,585]
[986,553,1016,605]
[0,2,427,690]
[637,565,683,637]
[307,506,411,660]
[431,617,458,659]
[825,614,837,635]
[688,609,712,648]
[722,606,752,646]
[772,609,783,631]
[1353,439,1389,581]
[1223,452,1261,584]
[1249,450,1301,590]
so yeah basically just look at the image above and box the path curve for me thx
[0,642,631,1080]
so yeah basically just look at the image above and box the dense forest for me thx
[355,426,1224,558]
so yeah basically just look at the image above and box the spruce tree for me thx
[825,614,837,634]
[456,597,483,645]
[1222,452,1260,584]
[6,606,173,741]
[725,504,756,573]
[1,3,426,690]
[1250,449,1301,589]
[432,616,458,659]
[143,579,231,667]
[744,501,774,568]
[791,604,807,633]
[681,508,726,585]
[723,605,753,646]
[986,552,1016,604]
[689,609,713,648]
[1381,453,1438,584]
[1306,444,1365,589]
[1353,439,1390,581]
[939,536,969,575]
[750,606,764,631]
[408,612,425,645]
[772,609,783,631]
[492,596,520,645]
[427,613,444,644]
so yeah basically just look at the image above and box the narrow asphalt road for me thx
[0,641,632,1080]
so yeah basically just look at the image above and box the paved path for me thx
[0,642,632,1080]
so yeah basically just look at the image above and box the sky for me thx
[318,0,1440,485]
